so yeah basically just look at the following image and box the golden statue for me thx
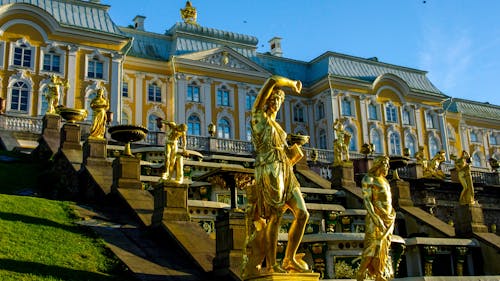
[162,121,188,183]
[45,74,69,115]
[242,75,310,277]
[89,87,109,139]
[333,118,351,165]
[451,151,475,205]
[423,150,446,179]
[415,146,425,165]
[357,155,395,281]
[180,1,198,25]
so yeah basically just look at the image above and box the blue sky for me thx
[104,0,500,106]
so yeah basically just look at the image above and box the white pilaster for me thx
[110,52,123,125]
[66,45,78,108]
[415,106,424,146]
[176,74,187,123]
[134,73,145,125]
[203,78,212,136]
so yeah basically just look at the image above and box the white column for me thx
[283,99,292,133]
[415,106,424,146]
[437,110,449,158]
[203,78,212,136]
[237,83,247,140]
[359,96,369,144]
[110,52,123,125]
[306,99,314,142]
[134,73,145,125]
[460,124,468,152]
[65,45,78,108]
[176,74,187,123]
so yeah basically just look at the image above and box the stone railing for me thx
[0,114,43,133]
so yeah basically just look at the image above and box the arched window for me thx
[472,153,481,167]
[293,104,305,122]
[187,114,201,136]
[319,129,327,149]
[246,123,252,141]
[40,90,49,115]
[389,132,401,156]
[429,137,439,158]
[405,134,417,157]
[346,126,356,151]
[10,81,29,112]
[218,118,231,139]
[371,129,383,154]
[148,82,161,102]
[148,114,160,132]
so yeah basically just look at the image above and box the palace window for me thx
[389,132,401,156]
[470,131,479,143]
[371,129,383,154]
[87,57,104,79]
[319,129,327,149]
[246,90,256,110]
[42,50,61,73]
[472,153,481,167]
[316,101,325,120]
[426,112,436,129]
[10,81,29,112]
[293,104,305,122]
[187,83,200,102]
[122,81,129,98]
[148,114,161,132]
[346,126,356,151]
[148,82,161,102]
[368,103,378,120]
[187,114,201,136]
[341,98,353,116]
[429,137,439,158]
[218,118,231,139]
[121,111,129,124]
[217,86,230,106]
[13,44,32,68]
[402,108,412,125]
[385,103,398,123]
[490,133,498,145]
[405,134,417,157]
[246,123,252,141]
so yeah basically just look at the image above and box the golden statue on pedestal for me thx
[242,75,311,277]
[45,74,69,115]
[89,86,109,140]
[451,151,475,205]
[333,118,351,165]
[162,121,188,183]
[423,150,446,179]
[357,156,395,281]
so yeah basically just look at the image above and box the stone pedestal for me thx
[390,179,414,207]
[244,273,320,281]
[83,138,107,165]
[331,161,355,188]
[154,181,190,221]
[40,114,61,153]
[60,123,82,150]
[213,210,246,277]
[408,163,424,179]
[112,156,141,189]
[454,204,488,237]
[354,158,373,175]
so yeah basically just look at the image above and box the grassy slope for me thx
[0,194,132,281]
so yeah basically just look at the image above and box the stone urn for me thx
[389,155,410,180]
[108,124,148,156]
[57,106,88,123]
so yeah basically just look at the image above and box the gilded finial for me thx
[181,1,198,25]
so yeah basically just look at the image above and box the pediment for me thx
[177,47,270,74]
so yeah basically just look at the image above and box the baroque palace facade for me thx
[0,0,499,167]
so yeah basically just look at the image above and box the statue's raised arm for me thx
[252,75,301,114]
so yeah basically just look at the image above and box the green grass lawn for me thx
[0,194,134,281]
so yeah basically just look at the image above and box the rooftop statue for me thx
[451,151,475,205]
[243,75,311,277]
[162,121,188,184]
[357,155,395,281]
[333,118,351,165]
[89,86,109,140]
[180,1,198,25]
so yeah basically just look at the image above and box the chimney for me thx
[268,37,283,57]
[133,15,146,31]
